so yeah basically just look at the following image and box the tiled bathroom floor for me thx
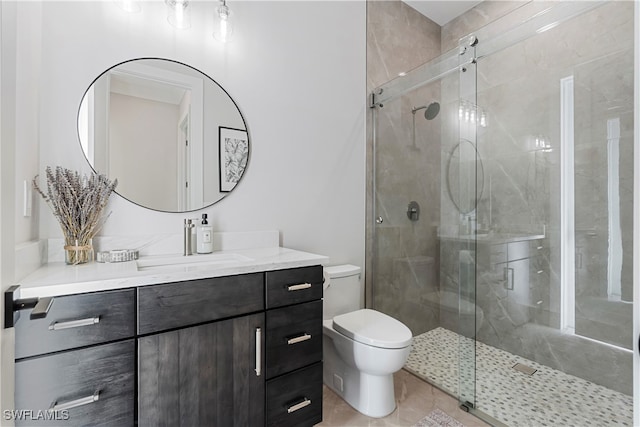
[406,327,634,427]
[318,368,489,426]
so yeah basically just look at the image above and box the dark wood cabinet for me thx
[14,340,135,427]
[137,272,267,426]
[13,289,136,427]
[136,266,323,426]
[138,312,265,427]
[265,300,323,379]
[266,363,323,427]
[13,264,324,427]
[265,265,323,309]
[265,267,324,427]
[137,273,264,334]
[15,289,135,359]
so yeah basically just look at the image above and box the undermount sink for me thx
[136,253,253,272]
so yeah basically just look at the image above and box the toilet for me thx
[322,265,412,418]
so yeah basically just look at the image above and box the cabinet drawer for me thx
[266,362,323,427]
[266,266,323,309]
[15,289,135,359]
[266,300,322,379]
[138,273,264,334]
[507,241,529,261]
[529,239,546,253]
[15,340,135,426]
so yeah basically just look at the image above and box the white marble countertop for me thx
[16,247,329,299]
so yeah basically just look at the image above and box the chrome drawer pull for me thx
[287,398,311,414]
[287,333,312,345]
[287,283,312,292]
[48,316,100,331]
[50,390,100,411]
[255,327,262,377]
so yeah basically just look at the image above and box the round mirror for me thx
[78,58,249,212]
[446,139,484,214]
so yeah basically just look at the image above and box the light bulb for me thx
[166,0,190,29]
[214,1,234,42]
[115,0,141,13]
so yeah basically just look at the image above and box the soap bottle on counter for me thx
[196,214,213,254]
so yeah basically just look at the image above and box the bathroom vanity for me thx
[6,246,327,427]
[438,231,549,328]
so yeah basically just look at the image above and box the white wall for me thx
[1,1,18,421]
[30,0,366,267]
[13,2,41,247]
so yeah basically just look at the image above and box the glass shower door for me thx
[371,76,447,337]
[370,43,479,408]
[470,1,635,425]
[370,1,637,426]
[455,34,479,410]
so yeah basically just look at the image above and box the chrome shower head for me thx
[424,102,440,120]
[412,102,440,120]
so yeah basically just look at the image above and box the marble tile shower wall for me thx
[573,48,634,349]
[438,1,635,396]
[366,0,444,335]
[368,0,634,396]
[373,87,443,336]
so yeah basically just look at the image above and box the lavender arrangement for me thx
[33,166,117,265]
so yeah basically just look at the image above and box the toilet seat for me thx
[332,309,412,349]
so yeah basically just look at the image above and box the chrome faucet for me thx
[184,219,195,256]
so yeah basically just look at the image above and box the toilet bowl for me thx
[323,265,412,418]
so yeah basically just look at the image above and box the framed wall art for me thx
[219,127,249,192]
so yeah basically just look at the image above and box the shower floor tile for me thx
[405,327,633,427]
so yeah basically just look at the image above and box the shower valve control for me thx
[407,201,420,222]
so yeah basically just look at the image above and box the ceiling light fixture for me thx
[166,0,191,30]
[115,0,238,41]
[115,0,141,13]
[213,0,234,43]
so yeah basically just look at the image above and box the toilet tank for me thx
[323,265,362,320]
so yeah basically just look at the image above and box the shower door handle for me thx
[376,216,383,224]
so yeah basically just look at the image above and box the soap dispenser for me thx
[196,214,213,254]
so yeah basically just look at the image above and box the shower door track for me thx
[370,1,606,108]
